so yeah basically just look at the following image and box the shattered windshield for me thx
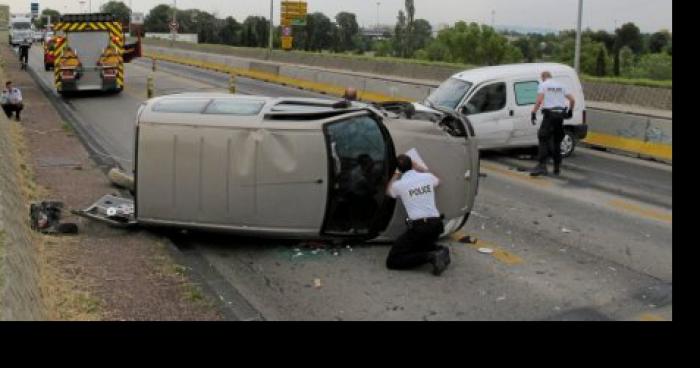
[426,78,473,110]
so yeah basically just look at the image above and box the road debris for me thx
[107,166,134,191]
[458,235,477,244]
[478,247,494,255]
[72,194,137,228]
[313,278,322,289]
[30,201,79,235]
[496,295,507,302]
[561,228,572,233]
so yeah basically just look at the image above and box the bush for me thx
[627,53,672,81]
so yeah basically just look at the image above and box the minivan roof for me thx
[450,63,577,85]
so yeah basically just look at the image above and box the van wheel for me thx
[561,131,577,158]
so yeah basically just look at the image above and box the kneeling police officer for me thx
[385,154,450,276]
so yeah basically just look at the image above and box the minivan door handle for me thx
[509,110,514,117]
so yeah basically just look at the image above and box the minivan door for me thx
[254,127,329,234]
[459,81,512,149]
[322,114,395,238]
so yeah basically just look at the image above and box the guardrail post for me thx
[152,58,157,72]
[229,73,236,94]
[147,75,154,99]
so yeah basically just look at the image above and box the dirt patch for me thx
[0,42,221,320]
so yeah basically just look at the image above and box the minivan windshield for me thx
[426,78,473,110]
[12,22,31,30]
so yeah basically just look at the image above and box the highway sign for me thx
[131,12,145,25]
[281,1,307,26]
[31,2,39,18]
[281,36,293,50]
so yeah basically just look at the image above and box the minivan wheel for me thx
[561,131,576,158]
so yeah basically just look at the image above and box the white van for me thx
[422,63,587,157]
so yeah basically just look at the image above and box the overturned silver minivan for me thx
[91,94,480,241]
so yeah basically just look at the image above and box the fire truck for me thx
[50,13,141,94]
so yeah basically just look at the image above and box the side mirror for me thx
[460,104,474,116]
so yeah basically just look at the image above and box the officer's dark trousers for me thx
[19,51,28,68]
[386,219,444,270]
[537,111,565,167]
[2,103,23,119]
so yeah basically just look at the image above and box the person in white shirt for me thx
[530,71,576,177]
[1,81,24,121]
[385,154,450,276]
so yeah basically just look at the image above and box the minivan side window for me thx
[514,81,539,105]
[463,82,506,115]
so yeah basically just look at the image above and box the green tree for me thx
[392,10,407,57]
[145,4,173,33]
[335,12,359,52]
[595,46,608,76]
[649,30,671,53]
[628,53,672,80]
[100,1,131,25]
[373,39,392,57]
[220,16,241,46]
[305,12,334,51]
[411,19,433,52]
[590,29,615,53]
[423,40,451,61]
[615,22,643,54]
[619,46,635,76]
[241,16,269,48]
[35,8,60,29]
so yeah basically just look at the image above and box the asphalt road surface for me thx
[25,46,672,321]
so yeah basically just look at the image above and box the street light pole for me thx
[269,0,274,58]
[376,2,380,28]
[574,0,583,73]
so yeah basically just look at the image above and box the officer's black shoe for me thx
[530,165,548,177]
[553,166,561,176]
[431,247,451,276]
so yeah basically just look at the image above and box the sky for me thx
[2,0,672,33]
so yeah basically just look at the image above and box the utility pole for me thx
[129,0,132,35]
[574,0,583,74]
[491,10,495,28]
[269,0,274,59]
[171,0,177,46]
[376,2,380,28]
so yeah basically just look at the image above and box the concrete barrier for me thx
[584,109,672,161]
[144,46,672,162]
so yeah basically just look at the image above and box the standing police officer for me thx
[18,39,31,70]
[530,71,576,177]
[385,154,450,276]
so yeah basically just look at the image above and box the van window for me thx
[514,81,539,105]
[204,99,265,115]
[152,99,210,113]
[463,82,506,115]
